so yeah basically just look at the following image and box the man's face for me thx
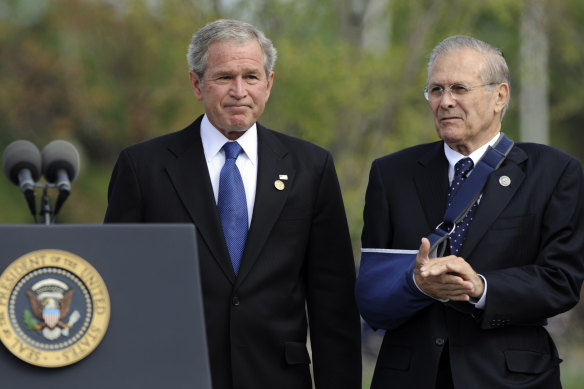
[190,39,274,140]
[427,48,508,155]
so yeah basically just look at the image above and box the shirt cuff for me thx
[468,274,487,309]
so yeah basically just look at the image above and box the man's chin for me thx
[225,125,250,134]
[437,126,462,141]
[225,115,254,131]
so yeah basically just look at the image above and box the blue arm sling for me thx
[356,134,514,330]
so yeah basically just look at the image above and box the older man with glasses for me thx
[356,35,584,389]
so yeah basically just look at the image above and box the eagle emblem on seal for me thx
[24,278,81,340]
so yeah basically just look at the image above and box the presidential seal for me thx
[0,249,110,367]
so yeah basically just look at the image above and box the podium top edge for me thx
[0,223,196,231]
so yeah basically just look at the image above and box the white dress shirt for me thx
[443,132,501,186]
[200,114,257,227]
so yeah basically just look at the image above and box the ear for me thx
[189,71,203,101]
[264,71,275,103]
[493,82,510,115]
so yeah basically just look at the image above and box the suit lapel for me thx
[414,142,450,232]
[461,146,528,259]
[235,126,294,285]
[164,118,236,283]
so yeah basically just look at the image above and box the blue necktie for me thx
[217,142,248,276]
[447,157,478,256]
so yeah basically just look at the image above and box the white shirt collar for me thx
[444,132,501,171]
[200,114,258,165]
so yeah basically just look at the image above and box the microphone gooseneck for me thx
[41,140,81,217]
[2,140,42,219]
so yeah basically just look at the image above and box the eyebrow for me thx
[209,68,263,78]
[428,81,473,87]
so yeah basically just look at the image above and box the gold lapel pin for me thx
[274,180,285,190]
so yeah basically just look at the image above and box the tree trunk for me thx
[520,0,549,144]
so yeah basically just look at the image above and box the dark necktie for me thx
[217,141,248,276]
[447,157,477,256]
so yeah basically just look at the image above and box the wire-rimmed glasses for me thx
[424,83,498,102]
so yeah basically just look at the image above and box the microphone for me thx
[42,140,80,216]
[2,140,42,217]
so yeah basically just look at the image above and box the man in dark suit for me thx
[105,19,361,389]
[356,35,584,388]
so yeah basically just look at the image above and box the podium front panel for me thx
[0,224,211,389]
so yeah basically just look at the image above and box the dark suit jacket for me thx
[104,116,362,389]
[358,140,584,388]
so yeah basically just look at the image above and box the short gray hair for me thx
[427,35,511,118]
[187,19,277,80]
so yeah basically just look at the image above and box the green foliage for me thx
[0,0,581,243]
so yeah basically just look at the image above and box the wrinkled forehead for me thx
[428,48,487,85]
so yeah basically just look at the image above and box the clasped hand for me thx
[413,237,484,301]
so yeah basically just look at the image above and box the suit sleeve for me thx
[479,156,584,328]
[104,149,143,222]
[305,152,362,389]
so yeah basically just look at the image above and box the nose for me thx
[230,77,247,99]
[439,88,457,108]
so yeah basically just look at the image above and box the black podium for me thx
[0,224,211,389]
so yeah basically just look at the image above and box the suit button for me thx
[435,338,445,346]
[232,296,240,306]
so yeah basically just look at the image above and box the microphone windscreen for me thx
[41,140,81,183]
[2,140,42,185]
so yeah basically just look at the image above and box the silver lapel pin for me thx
[499,175,511,187]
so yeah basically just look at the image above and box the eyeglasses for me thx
[424,83,498,102]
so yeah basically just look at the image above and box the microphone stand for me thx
[18,182,67,225]
[39,185,54,225]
